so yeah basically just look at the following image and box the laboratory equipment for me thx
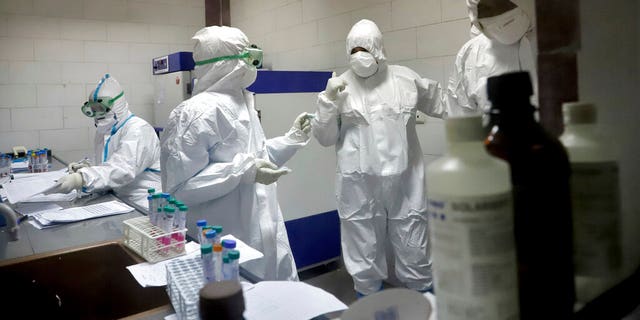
[213,243,223,282]
[123,216,187,262]
[427,116,519,319]
[204,230,216,246]
[152,52,194,130]
[166,257,205,320]
[196,219,207,244]
[222,256,231,281]
[173,205,188,250]
[560,102,623,302]
[211,225,222,245]
[221,239,236,258]
[485,72,574,319]
[201,244,215,283]
[199,281,245,320]
[228,250,240,281]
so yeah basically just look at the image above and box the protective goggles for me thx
[81,91,123,118]
[194,44,263,68]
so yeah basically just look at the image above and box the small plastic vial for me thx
[222,256,231,281]
[196,219,207,244]
[211,225,223,245]
[150,193,162,225]
[205,230,217,246]
[222,239,236,258]
[172,205,188,247]
[161,192,171,207]
[161,206,175,254]
[213,243,223,282]
[228,250,240,281]
[147,195,155,220]
[201,244,215,283]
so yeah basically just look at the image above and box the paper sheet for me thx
[40,200,133,223]
[220,234,264,264]
[14,203,62,216]
[243,281,348,320]
[126,242,201,287]
[1,169,75,203]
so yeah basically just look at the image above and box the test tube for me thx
[150,193,162,225]
[147,195,155,221]
[172,205,188,250]
[228,250,240,281]
[39,151,48,172]
[204,230,217,246]
[201,244,215,283]
[221,239,236,258]
[196,220,207,244]
[161,206,175,254]
[211,225,223,245]
[222,255,231,281]
[213,243,223,282]
[161,192,171,207]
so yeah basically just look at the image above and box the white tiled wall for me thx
[0,0,204,154]
[230,0,472,162]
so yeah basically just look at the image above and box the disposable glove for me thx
[68,159,91,172]
[293,112,312,135]
[254,159,290,185]
[44,172,83,194]
[324,72,347,101]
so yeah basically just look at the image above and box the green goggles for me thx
[194,45,263,68]
[81,91,123,118]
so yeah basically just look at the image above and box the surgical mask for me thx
[239,65,258,88]
[194,44,263,69]
[479,7,530,45]
[81,91,123,118]
[350,51,378,78]
[95,114,116,133]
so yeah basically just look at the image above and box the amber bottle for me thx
[485,72,575,319]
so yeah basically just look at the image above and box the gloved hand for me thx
[293,112,312,134]
[324,72,347,101]
[254,159,290,185]
[68,159,91,172]
[44,172,83,194]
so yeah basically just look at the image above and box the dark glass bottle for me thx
[485,72,575,319]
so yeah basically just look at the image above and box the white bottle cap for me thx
[562,102,597,125]
[445,115,484,143]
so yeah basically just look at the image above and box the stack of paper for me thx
[30,200,134,229]
[1,169,77,203]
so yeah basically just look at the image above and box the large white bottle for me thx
[559,102,622,303]
[426,116,519,320]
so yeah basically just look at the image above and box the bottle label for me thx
[571,161,622,276]
[428,192,519,320]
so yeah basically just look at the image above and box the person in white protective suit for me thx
[446,0,537,117]
[160,26,312,281]
[45,74,161,208]
[312,19,446,297]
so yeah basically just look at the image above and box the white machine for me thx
[152,52,194,130]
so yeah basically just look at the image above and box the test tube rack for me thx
[166,257,205,320]
[123,216,187,263]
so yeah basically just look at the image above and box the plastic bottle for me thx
[559,102,622,303]
[222,256,231,281]
[213,243,223,282]
[484,72,574,319]
[201,244,215,283]
[205,230,217,246]
[222,239,236,258]
[426,115,519,319]
[228,250,240,281]
[196,219,207,244]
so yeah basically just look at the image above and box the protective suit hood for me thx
[88,74,131,130]
[346,19,387,63]
[192,26,255,95]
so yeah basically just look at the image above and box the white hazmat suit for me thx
[446,0,537,117]
[312,19,445,295]
[48,74,161,208]
[160,26,309,281]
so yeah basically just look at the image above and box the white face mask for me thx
[479,7,530,45]
[239,64,257,88]
[350,51,378,78]
[95,114,116,133]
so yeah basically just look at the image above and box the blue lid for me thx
[161,192,170,198]
[222,239,236,249]
[205,230,216,239]
[147,195,153,200]
[196,219,207,227]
